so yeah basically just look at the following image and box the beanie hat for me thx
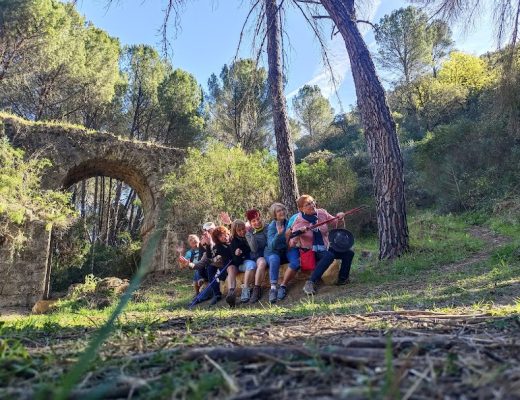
[245,209,260,221]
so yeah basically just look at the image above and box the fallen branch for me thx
[182,345,382,366]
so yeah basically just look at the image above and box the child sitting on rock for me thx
[184,234,205,298]
[245,209,268,303]
[212,226,237,308]
[231,219,257,303]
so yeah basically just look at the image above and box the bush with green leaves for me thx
[413,117,520,212]
[296,151,358,213]
[0,137,74,250]
[50,222,141,292]
[164,142,279,234]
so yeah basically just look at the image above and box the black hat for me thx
[329,229,354,252]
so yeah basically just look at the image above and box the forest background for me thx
[0,0,519,291]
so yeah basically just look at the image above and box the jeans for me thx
[238,259,257,272]
[199,265,223,297]
[192,270,201,282]
[309,250,335,283]
[266,249,299,284]
[286,248,302,271]
[266,254,281,284]
[330,249,355,281]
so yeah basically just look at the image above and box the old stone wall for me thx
[0,221,52,308]
[0,115,185,307]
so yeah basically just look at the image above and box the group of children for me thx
[179,194,355,308]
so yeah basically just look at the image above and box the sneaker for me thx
[277,285,287,301]
[336,278,351,286]
[209,294,222,306]
[269,288,277,304]
[240,286,251,303]
[303,280,316,295]
[250,286,262,303]
[226,289,236,308]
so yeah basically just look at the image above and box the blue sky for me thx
[75,0,495,112]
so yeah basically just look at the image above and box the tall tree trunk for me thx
[80,180,86,220]
[99,176,105,235]
[110,181,123,245]
[127,190,136,234]
[105,178,113,244]
[90,176,99,274]
[265,0,299,212]
[320,0,409,259]
[131,207,142,239]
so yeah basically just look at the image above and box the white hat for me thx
[202,222,216,231]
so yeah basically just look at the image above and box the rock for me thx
[321,260,340,285]
[31,299,58,314]
[95,277,129,294]
[361,250,373,259]
[113,282,130,295]
[92,297,111,309]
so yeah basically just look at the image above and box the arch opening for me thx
[49,159,159,294]
[62,158,156,218]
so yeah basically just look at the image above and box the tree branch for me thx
[295,0,321,5]
[356,19,377,30]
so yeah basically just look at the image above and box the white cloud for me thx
[287,0,381,103]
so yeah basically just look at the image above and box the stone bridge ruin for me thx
[0,116,185,307]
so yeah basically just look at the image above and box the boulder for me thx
[31,299,58,314]
[95,277,129,294]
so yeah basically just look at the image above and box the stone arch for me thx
[0,116,185,307]
[61,158,157,237]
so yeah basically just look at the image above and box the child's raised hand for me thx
[235,248,242,256]
[219,211,232,225]
[276,221,284,235]
[175,243,185,256]
[201,231,211,244]
[178,256,189,268]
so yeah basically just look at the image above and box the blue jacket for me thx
[264,219,288,257]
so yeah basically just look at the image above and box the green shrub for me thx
[0,138,75,250]
[51,221,140,292]
[413,118,520,211]
[297,151,358,213]
[163,142,279,235]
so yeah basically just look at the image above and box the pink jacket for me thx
[289,208,335,249]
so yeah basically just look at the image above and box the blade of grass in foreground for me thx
[53,208,169,400]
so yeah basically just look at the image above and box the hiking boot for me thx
[336,278,351,286]
[268,288,277,304]
[240,286,251,303]
[226,289,236,308]
[209,294,222,306]
[277,285,287,301]
[250,285,262,303]
[303,280,316,295]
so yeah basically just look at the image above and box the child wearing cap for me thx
[179,221,224,306]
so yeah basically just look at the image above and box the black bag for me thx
[329,229,355,252]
